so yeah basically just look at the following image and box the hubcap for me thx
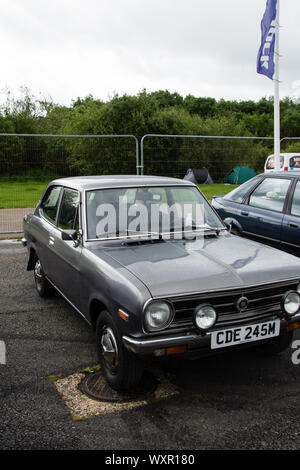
[34,260,43,285]
[101,327,119,373]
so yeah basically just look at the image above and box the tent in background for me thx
[223,166,257,184]
[183,168,213,184]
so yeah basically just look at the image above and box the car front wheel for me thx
[34,258,55,298]
[96,311,143,391]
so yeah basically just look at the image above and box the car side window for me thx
[291,181,300,217]
[223,177,259,203]
[41,186,62,224]
[289,156,300,169]
[57,188,80,230]
[248,178,290,212]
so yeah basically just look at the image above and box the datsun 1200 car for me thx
[22,175,300,390]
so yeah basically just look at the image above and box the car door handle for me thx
[289,223,298,228]
[49,236,55,246]
[241,211,249,216]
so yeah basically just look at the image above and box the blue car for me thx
[211,172,300,256]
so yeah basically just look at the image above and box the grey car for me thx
[23,175,300,390]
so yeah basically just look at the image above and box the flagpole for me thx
[274,0,280,171]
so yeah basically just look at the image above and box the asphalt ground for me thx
[0,239,300,451]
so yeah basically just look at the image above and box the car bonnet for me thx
[93,233,300,298]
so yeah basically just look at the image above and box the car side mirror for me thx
[61,229,80,246]
[223,219,232,232]
[62,229,77,241]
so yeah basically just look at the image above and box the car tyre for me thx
[34,258,55,298]
[96,311,143,391]
[257,329,294,355]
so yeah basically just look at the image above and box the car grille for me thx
[167,279,299,329]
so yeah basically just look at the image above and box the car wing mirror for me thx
[223,218,232,232]
[61,229,80,246]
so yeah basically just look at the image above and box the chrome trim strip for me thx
[85,227,226,243]
[242,230,280,243]
[175,295,282,313]
[217,312,279,326]
[85,183,195,193]
[123,332,201,354]
[171,310,281,329]
[163,278,300,300]
[281,239,300,249]
[217,303,280,319]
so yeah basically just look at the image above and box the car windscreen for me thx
[266,156,284,169]
[85,186,224,240]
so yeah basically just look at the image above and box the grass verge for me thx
[0,179,50,209]
[197,183,237,200]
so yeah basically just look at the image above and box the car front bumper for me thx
[123,315,300,357]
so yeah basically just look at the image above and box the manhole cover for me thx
[79,371,158,402]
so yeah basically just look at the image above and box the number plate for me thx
[211,320,280,350]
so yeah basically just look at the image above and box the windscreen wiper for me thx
[182,225,224,238]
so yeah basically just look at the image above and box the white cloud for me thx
[0,0,299,105]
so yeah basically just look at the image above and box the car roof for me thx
[50,175,195,191]
[258,172,300,179]
[266,153,300,157]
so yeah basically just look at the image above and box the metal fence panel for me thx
[140,134,274,179]
[280,137,300,147]
[2,132,299,236]
[0,134,139,234]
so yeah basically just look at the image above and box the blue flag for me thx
[257,0,277,79]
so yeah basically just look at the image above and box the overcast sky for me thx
[0,0,299,106]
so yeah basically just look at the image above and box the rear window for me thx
[289,156,300,169]
[266,156,284,169]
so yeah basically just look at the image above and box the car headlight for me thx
[144,301,174,332]
[281,291,300,317]
[193,304,217,331]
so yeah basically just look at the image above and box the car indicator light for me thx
[118,309,129,321]
[165,345,187,355]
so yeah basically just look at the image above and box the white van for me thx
[264,153,300,173]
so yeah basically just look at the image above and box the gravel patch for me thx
[53,370,180,420]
